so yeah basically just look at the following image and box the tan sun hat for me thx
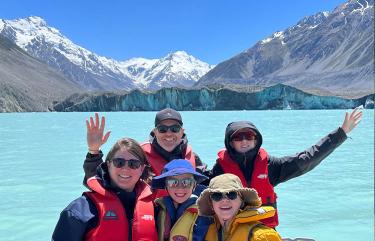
[197,173,262,216]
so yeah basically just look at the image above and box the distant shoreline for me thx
[52,84,374,112]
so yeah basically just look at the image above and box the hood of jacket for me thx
[224,121,263,165]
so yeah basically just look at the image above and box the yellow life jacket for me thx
[204,206,281,241]
[155,198,199,241]
[169,205,199,241]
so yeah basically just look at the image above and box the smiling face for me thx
[211,192,242,226]
[154,119,184,152]
[166,173,195,205]
[108,148,145,192]
[230,129,257,153]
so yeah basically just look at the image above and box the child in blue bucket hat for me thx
[152,159,211,241]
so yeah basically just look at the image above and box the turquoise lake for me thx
[0,110,373,241]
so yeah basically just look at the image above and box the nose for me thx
[163,128,176,135]
[220,197,231,203]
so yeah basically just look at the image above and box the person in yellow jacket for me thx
[197,173,282,241]
[151,159,211,241]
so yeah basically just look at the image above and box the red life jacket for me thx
[83,177,157,241]
[217,148,279,228]
[141,142,196,198]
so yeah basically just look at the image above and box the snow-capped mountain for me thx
[0,16,213,91]
[119,51,213,89]
[196,0,374,97]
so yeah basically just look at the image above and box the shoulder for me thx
[140,141,152,151]
[62,195,97,222]
[141,141,151,146]
[249,224,281,241]
[53,196,98,240]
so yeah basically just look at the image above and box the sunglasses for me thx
[165,178,195,189]
[111,158,142,169]
[231,132,256,142]
[210,191,238,202]
[156,124,182,133]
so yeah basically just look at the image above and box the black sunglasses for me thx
[156,124,181,133]
[210,191,238,202]
[111,158,142,169]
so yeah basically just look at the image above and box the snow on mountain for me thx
[0,16,213,90]
[141,51,214,89]
[197,0,374,97]
[117,51,213,88]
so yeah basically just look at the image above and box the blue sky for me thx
[1,0,346,64]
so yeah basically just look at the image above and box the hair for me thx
[105,137,151,181]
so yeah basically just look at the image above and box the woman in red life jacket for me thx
[211,107,363,228]
[52,138,157,241]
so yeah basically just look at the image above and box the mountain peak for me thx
[196,0,374,97]
[0,17,213,91]
[164,50,192,61]
[171,50,189,56]
[26,16,47,26]
[296,11,329,28]
[1,16,65,51]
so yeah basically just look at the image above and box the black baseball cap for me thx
[155,108,183,126]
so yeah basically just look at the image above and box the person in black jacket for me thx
[211,107,362,185]
[209,107,362,228]
[83,109,206,185]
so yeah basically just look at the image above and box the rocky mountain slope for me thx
[0,35,82,112]
[196,0,374,98]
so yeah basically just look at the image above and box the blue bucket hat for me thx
[151,159,208,189]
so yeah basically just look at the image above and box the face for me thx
[154,119,184,152]
[166,173,195,204]
[211,191,243,225]
[230,130,257,153]
[108,148,145,192]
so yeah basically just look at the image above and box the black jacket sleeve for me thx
[268,127,347,187]
[194,152,209,174]
[83,151,104,187]
[210,162,224,178]
[51,196,98,241]
[194,152,203,166]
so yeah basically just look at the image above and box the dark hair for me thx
[105,137,151,181]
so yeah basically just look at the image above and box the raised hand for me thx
[341,106,363,134]
[86,113,111,152]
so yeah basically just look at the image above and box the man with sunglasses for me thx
[210,108,363,228]
[142,108,204,177]
[83,108,205,193]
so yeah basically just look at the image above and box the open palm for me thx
[86,113,111,151]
